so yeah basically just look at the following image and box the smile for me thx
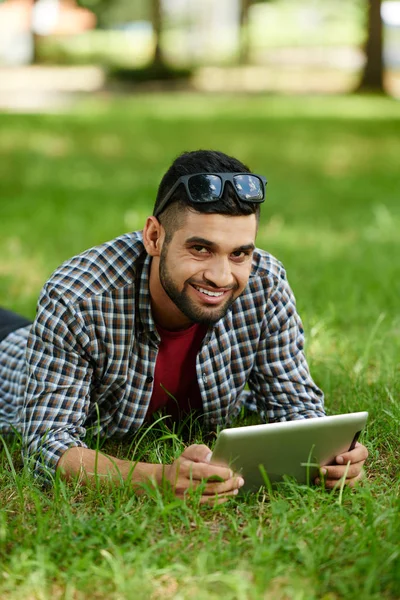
[193,286,225,297]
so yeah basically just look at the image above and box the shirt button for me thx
[202,373,207,383]
[146,376,154,384]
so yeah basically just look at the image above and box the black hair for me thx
[153,150,260,239]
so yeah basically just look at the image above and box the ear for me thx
[143,216,165,257]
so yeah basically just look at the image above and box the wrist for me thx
[128,461,164,488]
[152,463,165,487]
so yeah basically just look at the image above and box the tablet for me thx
[210,412,368,490]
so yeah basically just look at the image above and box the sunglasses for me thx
[154,172,267,217]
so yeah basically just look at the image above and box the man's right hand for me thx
[162,444,244,504]
[57,444,244,504]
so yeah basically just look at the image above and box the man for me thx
[0,150,367,503]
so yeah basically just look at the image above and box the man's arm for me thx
[57,444,245,503]
[22,290,98,475]
[250,268,368,486]
[250,268,325,421]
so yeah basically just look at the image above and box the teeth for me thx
[195,286,224,297]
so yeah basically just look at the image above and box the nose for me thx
[203,256,235,289]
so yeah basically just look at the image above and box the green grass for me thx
[0,94,399,599]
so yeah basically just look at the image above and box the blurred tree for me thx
[77,0,147,28]
[78,0,109,28]
[357,0,385,92]
[151,0,165,67]
[32,0,40,63]
[239,0,254,64]
[78,0,165,68]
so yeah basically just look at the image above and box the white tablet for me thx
[210,412,368,490]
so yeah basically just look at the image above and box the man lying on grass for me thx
[0,150,367,503]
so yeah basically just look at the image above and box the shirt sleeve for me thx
[22,285,94,477]
[248,268,325,422]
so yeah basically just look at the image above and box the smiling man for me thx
[0,150,368,501]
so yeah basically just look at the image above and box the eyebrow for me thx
[185,236,255,253]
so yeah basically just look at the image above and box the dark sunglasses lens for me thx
[233,175,264,201]
[188,175,222,203]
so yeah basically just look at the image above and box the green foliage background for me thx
[77,0,149,28]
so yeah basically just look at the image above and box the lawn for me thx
[0,94,399,600]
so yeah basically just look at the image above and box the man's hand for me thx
[315,442,368,489]
[57,445,244,503]
[162,444,244,504]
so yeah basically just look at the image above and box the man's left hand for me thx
[315,442,368,489]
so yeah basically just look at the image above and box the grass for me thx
[0,93,399,599]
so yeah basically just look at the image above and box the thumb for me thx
[181,444,212,463]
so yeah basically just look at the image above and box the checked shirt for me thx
[0,231,325,475]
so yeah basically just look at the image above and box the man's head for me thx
[143,150,266,330]
[153,150,265,242]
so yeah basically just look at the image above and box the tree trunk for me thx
[31,0,40,64]
[151,0,164,67]
[239,0,253,64]
[357,0,385,92]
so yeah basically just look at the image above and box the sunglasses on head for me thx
[153,172,267,217]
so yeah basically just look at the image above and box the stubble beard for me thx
[159,245,237,326]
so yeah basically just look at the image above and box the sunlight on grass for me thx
[306,311,398,387]
[258,216,358,257]
[363,204,400,243]
[89,134,124,158]
[123,209,149,231]
[259,203,400,255]
[0,130,72,157]
[263,575,321,600]
[307,318,341,364]
[77,94,400,122]
[0,238,47,303]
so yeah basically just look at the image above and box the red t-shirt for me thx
[146,323,208,421]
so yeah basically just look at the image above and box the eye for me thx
[230,250,252,262]
[192,245,209,254]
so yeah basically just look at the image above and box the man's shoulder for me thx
[250,247,286,283]
[43,231,146,304]
[227,249,293,329]
[230,249,287,317]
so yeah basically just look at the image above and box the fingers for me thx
[209,455,230,469]
[183,460,235,483]
[315,470,364,489]
[181,444,213,463]
[320,462,362,481]
[166,458,244,497]
[335,442,368,466]
[167,444,245,500]
[316,442,368,489]
[201,476,245,496]
[179,444,240,482]
[182,460,244,494]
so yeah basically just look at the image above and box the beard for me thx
[159,245,238,326]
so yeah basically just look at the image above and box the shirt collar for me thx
[136,252,159,338]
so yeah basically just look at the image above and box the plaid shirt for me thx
[0,231,324,475]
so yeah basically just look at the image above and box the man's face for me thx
[157,211,257,327]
